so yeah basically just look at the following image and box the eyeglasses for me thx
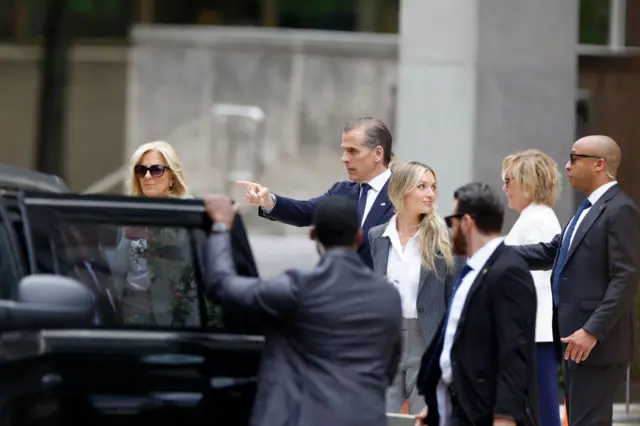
[444,213,465,228]
[134,164,170,178]
[570,153,602,164]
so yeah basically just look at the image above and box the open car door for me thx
[0,192,263,426]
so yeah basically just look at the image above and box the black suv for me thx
[0,165,263,426]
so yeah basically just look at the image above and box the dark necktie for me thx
[357,183,371,222]
[551,198,592,306]
[425,264,473,373]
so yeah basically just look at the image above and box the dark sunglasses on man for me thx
[134,164,171,178]
[569,153,602,164]
[444,212,478,228]
[444,213,464,228]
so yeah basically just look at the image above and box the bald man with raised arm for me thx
[514,136,640,426]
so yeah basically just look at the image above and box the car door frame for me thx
[18,191,214,328]
[0,195,27,299]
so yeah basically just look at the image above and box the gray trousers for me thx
[386,318,427,414]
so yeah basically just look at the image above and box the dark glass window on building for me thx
[28,0,134,39]
[0,1,15,39]
[154,0,260,26]
[579,0,610,45]
[279,0,357,31]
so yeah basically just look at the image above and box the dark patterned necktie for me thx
[356,183,371,222]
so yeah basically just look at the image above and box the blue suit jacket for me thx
[258,180,395,269]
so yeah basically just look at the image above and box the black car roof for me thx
[0,165,68,193]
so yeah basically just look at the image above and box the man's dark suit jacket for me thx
[417,243,539,426]
[258,180,394,269]
[514,184,640,365]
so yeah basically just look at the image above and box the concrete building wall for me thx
[0,45,127,193]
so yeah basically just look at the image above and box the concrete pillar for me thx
[395,0,578,225]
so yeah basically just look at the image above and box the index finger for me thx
[236,180,258,188]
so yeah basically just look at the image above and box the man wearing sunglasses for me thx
[415,183,538,426]
[515,136,640,426]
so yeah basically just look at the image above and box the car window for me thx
[34,219,225,330]
[18,192,264,335]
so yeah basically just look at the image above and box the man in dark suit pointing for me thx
[515,136,640,426]
[237,117,395,269]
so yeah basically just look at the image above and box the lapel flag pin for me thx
[381,202,386,206]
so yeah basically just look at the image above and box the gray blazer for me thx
[204,233,403,426]
[368,223,460,348]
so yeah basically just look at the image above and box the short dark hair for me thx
[453,183,504,234]
[343,117,393,166]
[313,196,360,247]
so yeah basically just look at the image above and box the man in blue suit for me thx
[237,117,395,269]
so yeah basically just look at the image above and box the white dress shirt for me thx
[437,237,503,426]
[359,168,392,226]
[565,181,617,247]
[439,236,504,384]
[383,215,421,318]
[504,204,560,343]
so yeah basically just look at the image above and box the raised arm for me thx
[493,265,537,423]
[238,180,340,227]
[511,233,562,270]
[204,232,299,320]
[258,192,328,227]
[583,204,640,341]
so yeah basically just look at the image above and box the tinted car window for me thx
[19,193,262,335]
[29,219,222,331]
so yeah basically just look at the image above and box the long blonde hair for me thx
[388,161,454,275]
[128,141,190,198]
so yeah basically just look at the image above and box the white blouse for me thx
[504,204,561,343]
[383,215,422,319]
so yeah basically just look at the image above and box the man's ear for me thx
[354,228,364,246]
[375,146,384,163]
[309,227,317,241]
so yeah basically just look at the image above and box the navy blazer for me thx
[258,180,395,269]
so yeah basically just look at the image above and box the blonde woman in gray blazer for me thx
[112,141,196,326]
[368,161,459,414]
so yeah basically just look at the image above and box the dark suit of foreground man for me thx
[237,117,395,269]
[203,195,403,426]
[415,183,538,426]
[514,136,640,426]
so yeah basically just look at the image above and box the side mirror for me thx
[0,275,95,331]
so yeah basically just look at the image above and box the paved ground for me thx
[387,404,640,425]
[247,234,319,278]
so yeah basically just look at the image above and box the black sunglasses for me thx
[444,213,465,228]
[569,153,602,164]
[134,164,170,178]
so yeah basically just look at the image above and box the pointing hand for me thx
[236,180,274,208]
